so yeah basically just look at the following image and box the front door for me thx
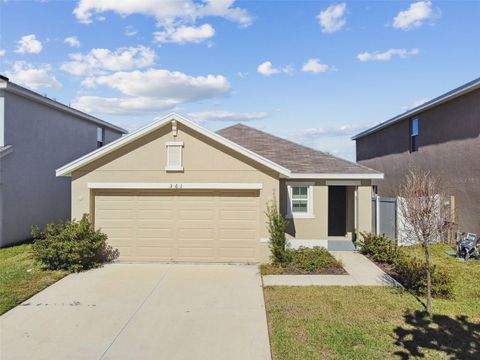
[328,186,347,236]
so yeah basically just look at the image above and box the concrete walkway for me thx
[262,251,399,286]
[1,264,271,360]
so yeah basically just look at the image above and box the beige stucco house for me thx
[57,113,383,263]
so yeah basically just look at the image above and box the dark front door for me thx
[328,186,347,236]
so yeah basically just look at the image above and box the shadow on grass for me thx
[394,310,480,359]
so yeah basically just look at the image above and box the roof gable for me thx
[56,113,291,177]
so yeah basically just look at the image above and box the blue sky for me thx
[0,0,479,160]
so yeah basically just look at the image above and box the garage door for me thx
[94,190,260,263]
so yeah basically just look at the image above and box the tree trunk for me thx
[424,242,432,315]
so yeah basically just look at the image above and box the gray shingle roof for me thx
[217,124,380,174]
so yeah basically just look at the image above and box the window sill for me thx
[286,213,315,219]
[165,166,184,172]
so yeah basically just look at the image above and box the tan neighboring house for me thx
[57,113,383,263]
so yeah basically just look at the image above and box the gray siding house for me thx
[353,77,480,234]
[0,76,127,247]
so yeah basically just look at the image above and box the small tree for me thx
[398,171,453,314]
[265,200,289,265]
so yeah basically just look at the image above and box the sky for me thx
[0,0,479,160]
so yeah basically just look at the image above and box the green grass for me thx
[0,244,67,315]
[264,244,480,359]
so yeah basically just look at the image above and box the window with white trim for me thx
[165,141,184,171]
[287,183,314,218]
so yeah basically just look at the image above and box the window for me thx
[165,141,184,171]
[410,118,419,152]
[287,183,313,218]
[97,127,105,148]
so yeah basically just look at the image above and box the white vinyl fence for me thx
[372,194,455,245]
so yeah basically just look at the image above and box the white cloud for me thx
[73,68,230,115]
[292,124,366,138]
[64,36,81,48]
[15,34,43,54]
[257,61,291,76]
[393,1,439,30]
[125,25,138,36]
[357,48,420,62]
[0,49,5,57]
[61,46,156,76]
[402,98,430,110]
[187,110,268,124]
[73,0,253,27]
[154,24,215,44]
[302,58,333,74]
[5,61,61,90]
[317,3,347,33]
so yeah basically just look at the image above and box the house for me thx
[56,113,382,263]
[0,76,127,247]
[353,77,480,234]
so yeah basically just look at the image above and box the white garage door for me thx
[94,190,260,263]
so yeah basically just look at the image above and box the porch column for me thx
[356,186,373,235]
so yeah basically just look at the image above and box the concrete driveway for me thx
[0,264,271,360]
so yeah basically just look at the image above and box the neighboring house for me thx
[0,76,127,247]
[353,77,480,234]
[57,113,382,263]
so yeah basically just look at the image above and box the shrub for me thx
[31,215,119,272]
[266,200,290,265]
[358,232,399,264]
[285,246,343,274]
[394,255,453,298]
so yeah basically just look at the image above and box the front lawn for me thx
[0,244,67,315]
[264,244,480,359]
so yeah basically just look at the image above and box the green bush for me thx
[285,247,343,274]
[266,200,290,265]
[394,255,453,298]
[358,232,399,264]
[31,215,119,272]
[358,232,452,298]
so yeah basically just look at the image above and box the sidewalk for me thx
[262,251,399,287]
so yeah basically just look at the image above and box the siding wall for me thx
[356,87,480,233]
[0,91,123,246]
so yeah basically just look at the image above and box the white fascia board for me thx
[285,173,384,180]
[326,180,361,186]
[57,113,291,177]
[88,182,263,190]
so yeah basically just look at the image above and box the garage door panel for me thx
[136,228,173,239]
[134,247,175,259]
[137,209,173,219]
[178,210,215,220]
[178,228,215,239]
[218,247,257,260]
[177,248,215,259]
[220,209,257,220]
[219,229,257,240]
[95,191,259,263]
